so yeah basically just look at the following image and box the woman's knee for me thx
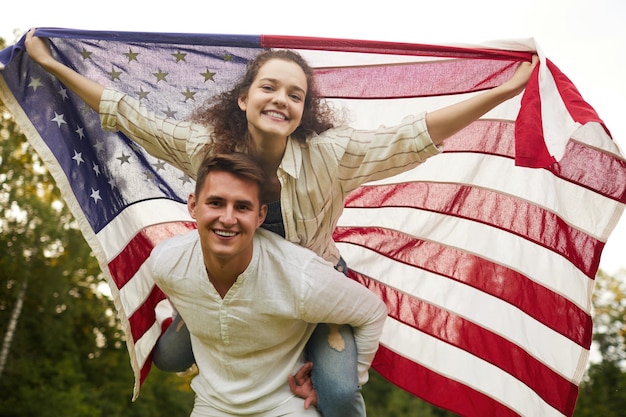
[152,316,195,372]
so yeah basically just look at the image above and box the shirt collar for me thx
[279,136,302,178]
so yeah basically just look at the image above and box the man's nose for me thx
[219,206,236,226]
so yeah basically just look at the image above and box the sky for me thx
[2,0,626,274]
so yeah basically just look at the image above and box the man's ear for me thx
[187,193,197,219]
[237,93,247,111]
[257,204,268,228]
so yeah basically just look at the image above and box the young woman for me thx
[25,28,537,417]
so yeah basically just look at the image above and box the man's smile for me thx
[213,229,238,238]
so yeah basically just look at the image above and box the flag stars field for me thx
[124,49,139,62]
[152,160,167,171]
[135,87,150,100]
[71,150,83,165]
[181,87,196,101]
[58,87,68,99]
[90,188,101,203]
[152,69,168,82]
[80,48,92,60]
[117,152,130,165]
[107,68,122,81]
[28,77,42,91]
[163,107,177,118]
[172,51,187,62]
[51,112,66,127]
[202,69,216,81]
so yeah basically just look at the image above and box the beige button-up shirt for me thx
[100,88,441,264]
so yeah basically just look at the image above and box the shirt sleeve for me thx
[321,112,442,194]
[99,88,214,178]
[299,258,388,385]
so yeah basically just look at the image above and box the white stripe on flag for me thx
[365,153,617,241]
[337,241,588,378]
[337,206,592,310]
[379,317,569,417]
[97,199,193,261]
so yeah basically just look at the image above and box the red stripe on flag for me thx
[355,271,579,416]
[140,357,152,387]
[372,345,525,417]
[335,226,591,348]
[444,121,517,158]
[344,182,602,279]
[552,142,626,204]
[547,60,606,132]
[108,222,196,289]
[128,285,167,343]
[515,62,551,167]
[261,34,534,61]
[311,60,519,99]
[444,122,626,203]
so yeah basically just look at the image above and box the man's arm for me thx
[301,258,388,385]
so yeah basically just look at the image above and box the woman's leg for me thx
[306,323,366,417]
[152,312,196,372]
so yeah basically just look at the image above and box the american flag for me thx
[1,28,624,417]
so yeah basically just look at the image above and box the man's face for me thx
[188,170,267,265]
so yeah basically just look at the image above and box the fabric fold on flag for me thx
[1,28,624,417]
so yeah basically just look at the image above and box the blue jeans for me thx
[306,323,365,417]
[153,318,365,416]
[152,312,195,372]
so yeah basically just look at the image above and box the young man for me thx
[149,153,387,416]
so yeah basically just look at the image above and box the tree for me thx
[0,71,194,416]
[574,269,626,417]
[364,371,459,416]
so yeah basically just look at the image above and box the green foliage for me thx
[574,270,626,417]
[364,371,458,416]
[0,92,194,416]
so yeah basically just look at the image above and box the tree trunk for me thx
[0,278,27,378]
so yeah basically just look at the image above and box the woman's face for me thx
[238,58,307,144]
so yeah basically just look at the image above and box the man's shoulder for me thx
[150,230,200,279]
[255,229,332,271]
[152,230,199,257]
[255,229,315,257]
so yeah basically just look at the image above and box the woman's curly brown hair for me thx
[191,49,338,153]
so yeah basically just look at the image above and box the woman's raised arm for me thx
[425,55,539,145]
[25,29,105,112]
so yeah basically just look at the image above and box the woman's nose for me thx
[272,90,287,106]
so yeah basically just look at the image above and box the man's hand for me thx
[288,361,318,409]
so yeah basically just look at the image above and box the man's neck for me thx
[203,251,252,299]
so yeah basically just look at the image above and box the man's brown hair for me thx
[195,152,266,202]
